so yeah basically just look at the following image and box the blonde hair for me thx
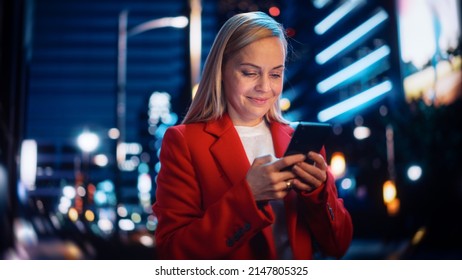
[182,11,289,124]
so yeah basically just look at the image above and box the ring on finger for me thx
[285,180,293,191]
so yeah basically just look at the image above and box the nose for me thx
[255,75,271,92]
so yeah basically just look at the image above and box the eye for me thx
[270,73,282,79]
[242,71,257,77]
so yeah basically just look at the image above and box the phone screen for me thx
[283,122,332,166]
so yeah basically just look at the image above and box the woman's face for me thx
[222,36,285,126]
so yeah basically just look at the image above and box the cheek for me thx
[223,69,241,89]
[223,79,246,103]
[272,80,284,94]
[226,77,252,95]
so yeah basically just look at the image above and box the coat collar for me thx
[269,119,293,158]
[205,114,249,187]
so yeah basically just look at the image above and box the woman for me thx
[153,11,353,260]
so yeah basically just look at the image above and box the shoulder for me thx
[163,121,213,145]
[166,122,206,135]
[162,122,217,158]
[169,116,234,138]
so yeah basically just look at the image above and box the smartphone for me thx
[283,122,333,168]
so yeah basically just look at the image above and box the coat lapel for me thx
[205,115,251,187]
[269,121,293,157]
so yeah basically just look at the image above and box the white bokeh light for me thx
[77,131,99,153]
[407,165,423,181]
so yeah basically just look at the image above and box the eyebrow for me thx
[239,63,285,70]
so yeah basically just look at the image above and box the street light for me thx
[116,11,189,169]
[76,130,99,181]
[75,130,100,215]
[77,131,99,153]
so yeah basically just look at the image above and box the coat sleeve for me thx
[297,148,353,259]
[152,127,274,259]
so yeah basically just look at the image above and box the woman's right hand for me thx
[246,154,306,201]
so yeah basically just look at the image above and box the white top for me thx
[234,120,274,164]
[234,120,293,259]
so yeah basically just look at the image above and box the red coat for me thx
[153,114,353,259]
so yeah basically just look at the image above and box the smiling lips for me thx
[247,96,270,105]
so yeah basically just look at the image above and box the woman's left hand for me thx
[290,151,328,193]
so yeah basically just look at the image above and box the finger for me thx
[257,182,291,200]
[278,179,293,191]
[274,154,306,171]
[295,159,327,182]
[251,154,275,167]
[275,189,290,200]
[308,152,327,170]
[272,181,292,199]
[292,178,317,192]
[293,164,326,187]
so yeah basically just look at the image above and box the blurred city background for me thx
[1,0,461,260]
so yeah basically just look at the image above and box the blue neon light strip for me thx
[316,44,390,94]
[314,0,366,35]
[312,0,333,9]
[317,80,392,122]
[315,9,388,65]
